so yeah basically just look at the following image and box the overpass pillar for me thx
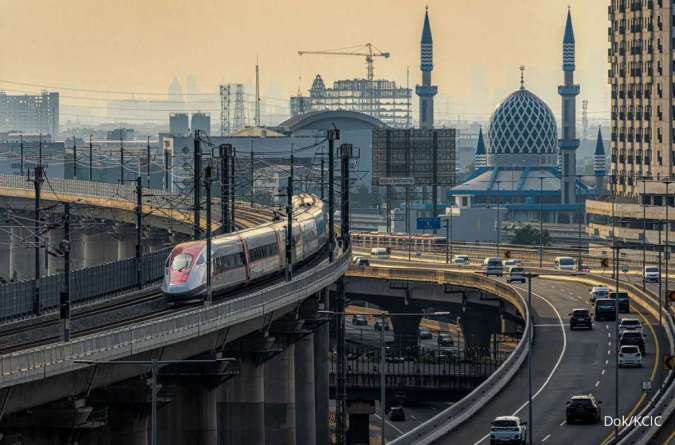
[116,224,136,261]
[218,359,265,445]
[346,400,374,445]
[160,382,217,445]
[294,334,316,445]
[460,306,499,358]
[391,314,422,354]
[69,231,85,271]
[9,226,45,281]
[47,227,65,276]
[313,305,330,444]
[0,228,11,281]
[264,344,296,445]
[83,230,118,267]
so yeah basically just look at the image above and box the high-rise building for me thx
[0,91,59,136]
[416,6,437,129]
[191,112,210,136]
[608,0,673,195]
[169,113,189,136]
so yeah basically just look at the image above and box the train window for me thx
[195,254,205,265]
[171,254,193,271]
[249,242,279,261]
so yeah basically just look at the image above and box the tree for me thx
[511,224,551,246]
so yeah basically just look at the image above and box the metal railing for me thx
[0,249,350,389]
[0,248,171,322]
[348,266,531,445]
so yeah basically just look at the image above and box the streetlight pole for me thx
[642,177,647,290]
[539,177,544,268]
[664,179,671,323]
[613,242,621,443]
[577,175,582,271]
[496,180,501,257]
[525,271,538,445]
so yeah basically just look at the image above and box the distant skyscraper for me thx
[170,113,189,136]
[558,8,580,205]
[0,91,59,136]
[191,112,210,136]
[168,77,183,104]
[416,6,437,129]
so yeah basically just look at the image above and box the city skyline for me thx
[0,0,610,124]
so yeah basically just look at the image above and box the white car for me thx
[644,266,660,283]
[618,318,644,337]
[489,416,527,445]
[507,266,526,284]
[503,259,522,268]
[452,255,471,266]
[618,345,642,367]
[589,286,610,303]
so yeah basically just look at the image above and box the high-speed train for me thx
[161,194,328,304]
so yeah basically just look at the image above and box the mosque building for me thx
[449,9,606,224]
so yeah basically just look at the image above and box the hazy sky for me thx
[0,0,610,122]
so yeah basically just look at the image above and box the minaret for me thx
[474,127,487,168]
[416,6,437,129]
[593,128,607,194]
[558,8,580,205]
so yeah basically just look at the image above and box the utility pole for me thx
[249,150,254,208]
[147,136,151,187]
[340,144,352,250]
[539,176,544,267]
[32,135,44,315]
[60,203,71,342]
[327,129,339,262]
[231,149,236,230]
[219,144,232,234]
[19,134,24,176]
[72,137,77,179]
[193,131,202,240]
[286,175,293,281]
[204,164,213,305]
[135,175,143,289]
[320,157,325,200]
[89,135,93,181]
[120,130,125,184]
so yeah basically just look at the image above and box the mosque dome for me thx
[486,87,558,167]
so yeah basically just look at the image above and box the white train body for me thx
[162,194,327,304]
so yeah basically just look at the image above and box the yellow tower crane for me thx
[297,43,390,82]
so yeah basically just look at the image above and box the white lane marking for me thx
[608,333,611,338]
[608,349,611,355]
[602,369,606,375]
[410,414,416,420]
[605,359,609,365]
[542,434,552,442]
[471,285,568,445]
[608,341,612,347]
[606,324,609,330]
[373,413,404,435]
[595,380,600,387]
[559,420,566,426]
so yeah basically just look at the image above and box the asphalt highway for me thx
[351,254,670,444]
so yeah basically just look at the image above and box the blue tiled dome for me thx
[487,88,558,167]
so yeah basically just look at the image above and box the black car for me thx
[438,333,454,347]
[594,298,616,321]
[609,292,630,313]
[418,327,433,340]
[374,319,390,331]
[619,330,645,354]
[569,308,592,330]
[566,395,602,424]
[352,314,368,326]
[388,406,405,421]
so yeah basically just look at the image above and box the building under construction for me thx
[290,74,411,128]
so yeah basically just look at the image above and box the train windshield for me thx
[171,254,193,271]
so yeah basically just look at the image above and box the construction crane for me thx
[297,43,390,82]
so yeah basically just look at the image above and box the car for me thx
[388,406,405,421]
[644,266,660,283]
[609,291,630,313]
[354,257,370,267]
[418,327,433,339]
[374,319,390,331]
[618,345,642,367]
[352,314,368,326]
[452,255,471,266]
[619,329,645,354]
[370,247,390,259]
[589,286,609,303]
[483,257,504,277]
[437,333,454,347]
[503,259,522,268]
[554,256,576,271]
[569,308,592,330]
[489,416,527,445]
[618,318,643,336]
[352,256,363,264]
[506,266,526,283]
[566,394,602,424]
[593,298,616,321]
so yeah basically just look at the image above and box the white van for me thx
[370,247,390,259]
[554,256,576,271]
[483,257,504,277]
